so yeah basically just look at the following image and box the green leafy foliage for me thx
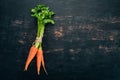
[31,4,55,25]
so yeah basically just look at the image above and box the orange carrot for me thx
[36,49,42,75]
[36,49,48,75]
[41,50,48,75]
[24,45,38,71]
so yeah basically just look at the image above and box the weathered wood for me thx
[0,0,120,80]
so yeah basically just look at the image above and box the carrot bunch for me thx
[24,4,55,75]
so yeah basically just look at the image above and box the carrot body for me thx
[36,49,48,75]
[24,46,38,71]
[36,49,42,75]
[41,50,48,75]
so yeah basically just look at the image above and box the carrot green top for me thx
[31,4,55,48]
[31,4,55,25]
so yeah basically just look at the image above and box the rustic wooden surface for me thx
[0,0,120,80]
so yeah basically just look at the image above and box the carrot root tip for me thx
[37,70,40,75]
[24,68,27,71]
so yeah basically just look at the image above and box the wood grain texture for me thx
[0,0,120,80]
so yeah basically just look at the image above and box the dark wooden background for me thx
[0,0,120,80]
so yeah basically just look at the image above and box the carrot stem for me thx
[37,21,44,38]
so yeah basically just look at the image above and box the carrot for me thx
[36,49,42,75]
[24,45,38,71]
[36,49,48,75]
[41,50,48,75]
[24,4,55,75]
